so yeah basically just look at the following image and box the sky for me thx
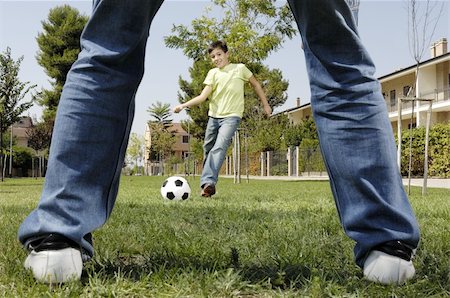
[0,0,448,136]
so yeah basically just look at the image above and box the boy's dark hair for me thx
[208,40,228,54]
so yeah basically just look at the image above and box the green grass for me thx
[0,176,449,297]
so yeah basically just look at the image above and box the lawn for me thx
[0,176,449,297]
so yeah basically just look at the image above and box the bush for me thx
[397,122,450,178]
[12,146,33,177]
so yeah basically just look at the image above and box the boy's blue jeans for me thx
[200,116,241,188]
[18,0,419,268]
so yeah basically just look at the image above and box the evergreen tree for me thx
[35,5,88,124]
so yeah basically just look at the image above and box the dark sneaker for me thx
[201,184,216,197]
[363,240,415,285]
[24,234,83,283]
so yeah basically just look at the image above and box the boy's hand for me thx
[173,104,185,113]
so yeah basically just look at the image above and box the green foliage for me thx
[242,64,289,121]
[147,101,173,127]
[147,122,176,162]
[298,139,324,173]
[165,0,296,62]
[398,122,450,177]
[165,0,296,139]
[247,114,289,152]
[35,5,88,123]
[0,48,35,134]
[178,61,211,140]
[126,133,145,173]
[284,118,318,147]
[26,121,52,154]
[12,146,34,176]
[146,102,176,166]
[428,123,450,177]
[0,47,35,180]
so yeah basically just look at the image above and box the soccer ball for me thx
[160,176,191,201]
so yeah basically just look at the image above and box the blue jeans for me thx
[18,0,419,267]
[200,116,241,187]
[287,0,419,267]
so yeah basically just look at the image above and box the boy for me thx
[174,40,272,197]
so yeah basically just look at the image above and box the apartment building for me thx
[381,38,449,130]
[285,38,450,131]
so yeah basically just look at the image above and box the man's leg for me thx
[18,0,165,283]
[287,0,420,284]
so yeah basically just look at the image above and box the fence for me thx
[156,146,326,178]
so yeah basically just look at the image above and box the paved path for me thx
[223,175,450,189]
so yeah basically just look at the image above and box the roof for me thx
[147,122,188,135]
[378,52,450,81]
[167,123,188,135]
[273,102,311,117]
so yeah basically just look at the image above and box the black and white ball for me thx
[160,176,191,201]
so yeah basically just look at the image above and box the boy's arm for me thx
[173,85,213,113]
[249,76,272,116]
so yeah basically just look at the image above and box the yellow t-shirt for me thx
[203,63,253,118]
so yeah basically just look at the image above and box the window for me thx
[403,85,411,97]
[390,90,396,107]
[182,135,189,143]
[408,123,417,129]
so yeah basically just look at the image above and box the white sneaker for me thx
[24,247,83,283]
[363,250,415,285]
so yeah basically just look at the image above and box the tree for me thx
[126,133,145,174]
[35,5,88,124]
[0,47,35,181]
[147,122,176,175]
[248,114,289,152]
[147,101,173,127]
[26,121,52,177]
[165,0,296,139]
[147,102,176,174]
[284,118,318,148]
[12,146,34,177]
[402,0,444,193]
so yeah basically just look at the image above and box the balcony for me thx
[386,87,450,113]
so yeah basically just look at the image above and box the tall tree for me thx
[165,0,296,140]
[0,47,35,181]
[35,5,88,124]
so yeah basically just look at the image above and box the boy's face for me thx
[209,48,229,68]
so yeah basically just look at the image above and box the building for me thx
[380,38,449,130]
[11,116,34,148]
[144,122,191,176]
[283,38,450,130]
